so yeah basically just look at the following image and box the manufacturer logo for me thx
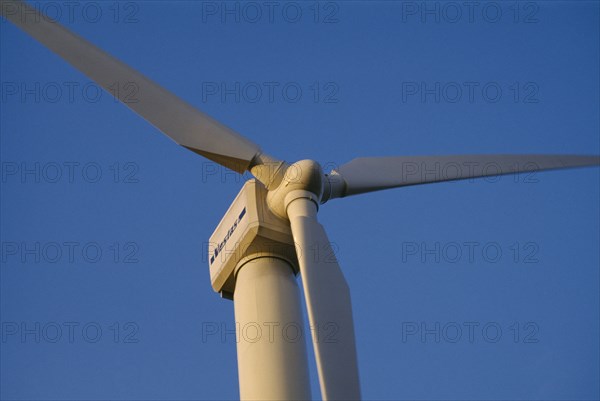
[210,208,247,265]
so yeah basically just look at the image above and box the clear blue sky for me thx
[1,1,599,400]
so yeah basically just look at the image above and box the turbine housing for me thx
[208,160,326,298]
[207,179,299,299]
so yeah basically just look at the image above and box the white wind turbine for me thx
[2,1,599,400]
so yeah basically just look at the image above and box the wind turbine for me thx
[2,1,599,400]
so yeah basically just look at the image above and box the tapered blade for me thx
[1,0,263,173]
[329,154,600,198]
[288,205,361,401]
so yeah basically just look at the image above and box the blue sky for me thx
[1,1,599,400]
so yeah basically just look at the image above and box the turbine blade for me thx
[1,0,267,173]
[327,154,600,199]
[287,199,361,401]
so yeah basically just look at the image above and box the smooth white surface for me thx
[234,257,311,401]
[334,154,600,197]
[287,198,361,401]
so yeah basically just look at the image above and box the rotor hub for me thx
[266,159,325,219]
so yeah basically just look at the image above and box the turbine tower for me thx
[2,1,599,400]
